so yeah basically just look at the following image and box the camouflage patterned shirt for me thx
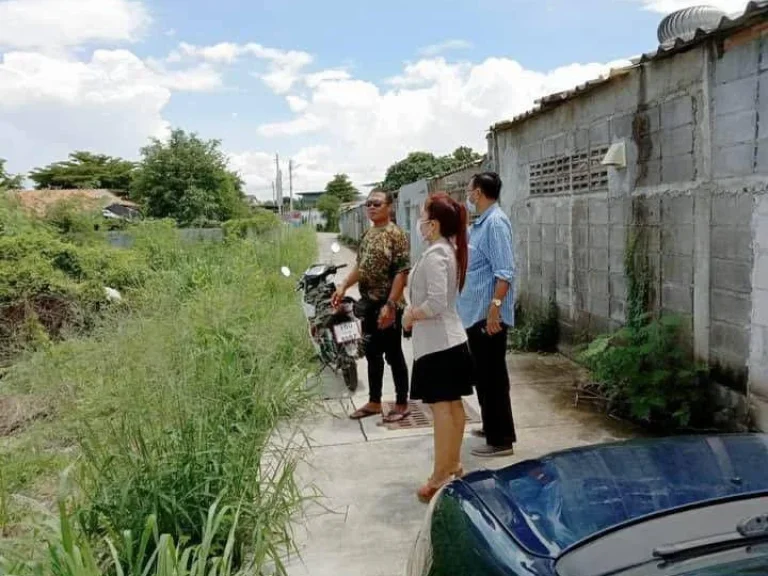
[357,222,410,304]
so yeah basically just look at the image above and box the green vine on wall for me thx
[578,197,711,431]
[623,200,653,329]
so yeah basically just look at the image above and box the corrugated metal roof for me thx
[491,1,768,133]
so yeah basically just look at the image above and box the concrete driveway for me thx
[283,233,634,576]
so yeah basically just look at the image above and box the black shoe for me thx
[471,444,515,458]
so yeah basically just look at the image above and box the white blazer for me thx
[408,237,468,361]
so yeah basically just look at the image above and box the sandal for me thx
[417,468,464,503]
[382,409,411,423]
[349,406,381,420]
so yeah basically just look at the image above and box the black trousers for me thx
[466,322,517,447]
[361,306,409,405]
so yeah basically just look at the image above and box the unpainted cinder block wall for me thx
[489,22,768,429]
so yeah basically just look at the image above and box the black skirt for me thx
[410,342,475,404]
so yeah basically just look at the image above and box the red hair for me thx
[425,192,469,291]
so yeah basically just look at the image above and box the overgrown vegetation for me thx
[381,147,482,191]
[508,299,559,353]
[0,196,151,362]
[0,198,317,574]
[578,205,710,431]
[28,152,136,191]
[222,209,280,239]
[131,129,250,226]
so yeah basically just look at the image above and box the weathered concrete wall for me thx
[396,180,429,262]
[491,23,768,428]
[428,162,481,204]
[339,204,369,242]
[107,227,224,248]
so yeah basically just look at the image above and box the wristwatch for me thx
[386,299,397,310]
[491,298,502,308]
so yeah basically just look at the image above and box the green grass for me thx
[0,224,318,574]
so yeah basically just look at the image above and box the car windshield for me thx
[678,555,768,575]
[467,435,768,556]
[612,549,768,576]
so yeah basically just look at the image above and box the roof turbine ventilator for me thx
[657,5,727,45]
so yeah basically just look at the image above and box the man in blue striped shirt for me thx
[457,172,517,457]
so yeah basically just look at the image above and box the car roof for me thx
[463,434,768,558]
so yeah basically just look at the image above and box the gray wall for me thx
[397,180,429,262]
[339,203,369,242]
[107,227,224,248]
[490,23,768,429]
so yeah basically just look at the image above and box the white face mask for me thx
[418,219,432,242]
[466,191,477,214]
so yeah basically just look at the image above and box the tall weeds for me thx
[1,225,318,574]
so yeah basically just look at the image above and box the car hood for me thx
[463,434,768,558]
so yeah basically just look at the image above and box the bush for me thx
[578,315,710,430]
[508,299,559,353]
[0,198,158,358]
[0,227,318,573]
[222,210,280,239]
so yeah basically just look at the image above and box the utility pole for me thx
[271,181,276,211]
[289,159,294,213]
[275,153,283,216]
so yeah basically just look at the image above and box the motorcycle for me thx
[281,242,363,391]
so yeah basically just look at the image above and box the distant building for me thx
[296,191,325,208]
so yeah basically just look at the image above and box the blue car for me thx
[407,434,768,576]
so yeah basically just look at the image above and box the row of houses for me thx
[341,2,768,429]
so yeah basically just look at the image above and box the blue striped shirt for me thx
[457,203,516,329]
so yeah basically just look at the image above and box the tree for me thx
[317,194,342,232]
[450,146,482,166]
[381,147,482,191]
[28,151,136,191]
[0,159,23,190]
[324,174,358,203]
[131,129,248,226]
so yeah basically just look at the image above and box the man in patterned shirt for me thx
[332,190,411,422]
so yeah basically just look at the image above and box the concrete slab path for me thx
[283,233,635,576]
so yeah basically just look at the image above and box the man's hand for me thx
[331,286,346,309]
[378,302,395,330]
[486,305,502,336]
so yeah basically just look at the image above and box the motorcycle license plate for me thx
[333,321,361,343]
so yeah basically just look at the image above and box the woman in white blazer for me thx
[403,192,475,503]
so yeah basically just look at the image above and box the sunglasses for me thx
[366,200,385,208]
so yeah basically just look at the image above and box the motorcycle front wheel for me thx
[341,359,358,392]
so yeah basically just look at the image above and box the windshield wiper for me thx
[653,513,768,562]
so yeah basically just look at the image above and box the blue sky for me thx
[0,0,749,198]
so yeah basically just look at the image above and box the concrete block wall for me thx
[751,195,768,429]
[490,23,768,429]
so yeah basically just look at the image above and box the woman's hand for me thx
[403,307,415,332]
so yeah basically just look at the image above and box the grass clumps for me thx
[0,199,318,574]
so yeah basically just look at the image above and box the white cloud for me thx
[258,113,327,137]
[0,48,225,177]
[232,55,631,197]
[305,69,351,87]
[638,0,747,14]
[0,0,150,50]
[286,95,309,112]
[169,41,313,93]
[419,39,472,57]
